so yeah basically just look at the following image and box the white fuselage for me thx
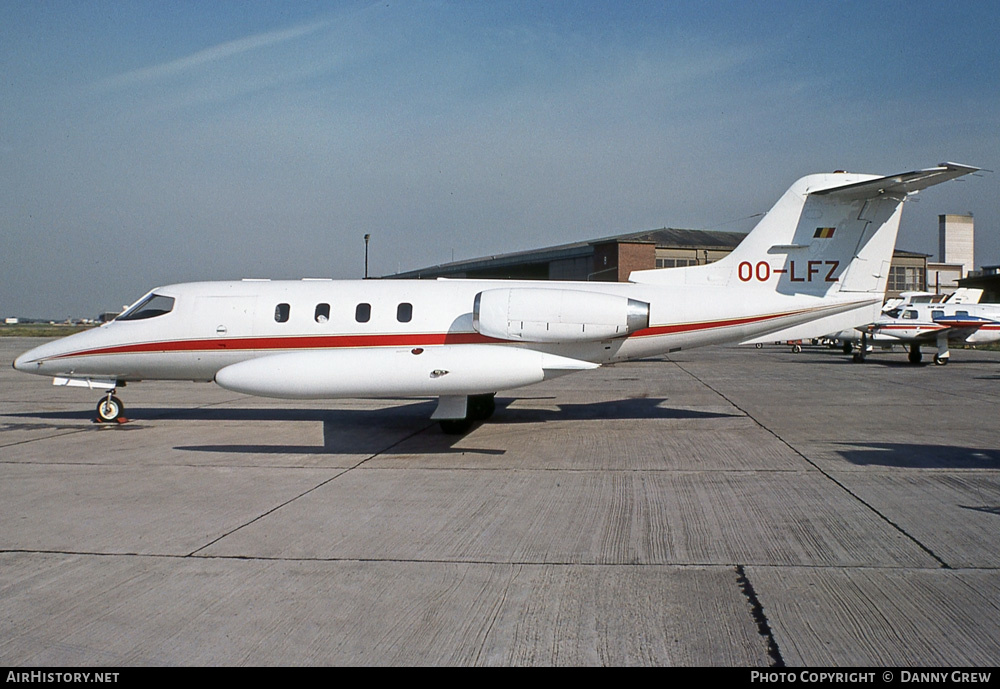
[14,277,867,394]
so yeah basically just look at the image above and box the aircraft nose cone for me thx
[13,350,37,372]
[13,343,47,373]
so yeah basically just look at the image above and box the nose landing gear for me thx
[95,391,126,423]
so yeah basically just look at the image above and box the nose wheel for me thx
[96,393,125,423]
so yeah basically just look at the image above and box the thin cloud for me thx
[92,19,329,93]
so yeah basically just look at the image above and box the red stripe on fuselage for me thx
[632,311,794,338]
[47,331,500,360]
[44,307,828,361]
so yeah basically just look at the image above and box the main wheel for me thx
[934,355,949,366]
[96,396,124,423]
[908,349,922,364]
[468,393,496,421]
[439,418,474,435]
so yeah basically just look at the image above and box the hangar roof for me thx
[390,227,747,279]
[389,227,928,279]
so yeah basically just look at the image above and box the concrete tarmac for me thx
[2,337,999,666]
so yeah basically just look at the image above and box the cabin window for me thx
[397,302,413,323]
[274,303,290,323]
[902,310,918,320]
[932,310,945,320]
[315,303,330,323]
[117,294,175,321]
[355,303,371,323]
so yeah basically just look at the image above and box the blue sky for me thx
[2,1,997,317]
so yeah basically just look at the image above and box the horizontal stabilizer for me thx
[810,162,979,199]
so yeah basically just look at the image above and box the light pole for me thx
[364,234,371,279]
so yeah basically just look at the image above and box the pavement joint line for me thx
[0,395,248,450]
[185,420,438,557]
[8,548,987,570]
[670,359,952,570]
[3,461,815,472]
[1,427,102,449]
[735,564,785,667]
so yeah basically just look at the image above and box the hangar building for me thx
[392,228,929,300]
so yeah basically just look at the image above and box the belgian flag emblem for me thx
[813,227,836,239]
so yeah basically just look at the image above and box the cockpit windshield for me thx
[116,294,176,321]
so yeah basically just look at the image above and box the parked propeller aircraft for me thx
[14,163,977,432]
[841,300,1000,365]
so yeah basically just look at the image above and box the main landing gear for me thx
[851,333,870,363]
[934,331,950,366]
[95,390,126,423]
[907,344,949,365]
[438,393,496,435]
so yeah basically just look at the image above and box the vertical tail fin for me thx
[629,163,978,296]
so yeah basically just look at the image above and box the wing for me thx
[931,315,999,342]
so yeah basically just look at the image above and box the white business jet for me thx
[14,163,977,432]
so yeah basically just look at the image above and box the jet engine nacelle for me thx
[214,344,598,399]
[473,288,650,343]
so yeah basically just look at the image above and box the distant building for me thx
[392,227,928,300]
[928,214,975,293]
[4,317,19,325]
[888,251,931,296]
[938,214,975,276]
[959,264,1000,303]
[926,262,965,294]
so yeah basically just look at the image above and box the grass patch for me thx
[0,324,96,337]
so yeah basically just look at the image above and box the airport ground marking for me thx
[668,356,952,570]
[186,418,438,557]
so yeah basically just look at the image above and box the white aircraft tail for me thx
[945,287,983,304]
[630,163,978,299]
